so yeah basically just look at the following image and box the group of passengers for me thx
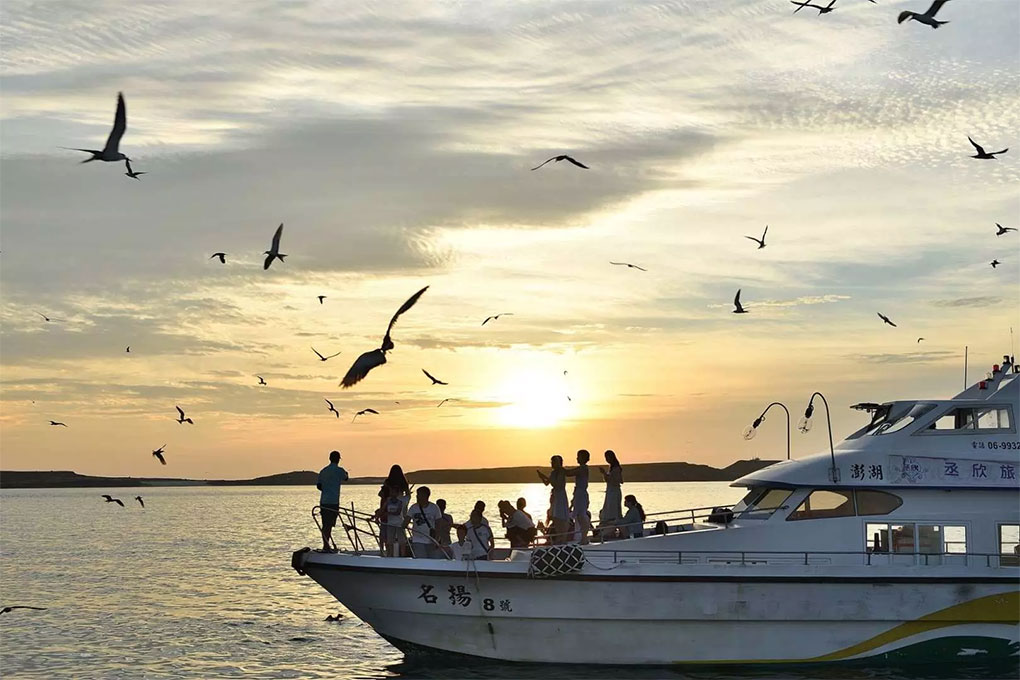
[315,449,647,558]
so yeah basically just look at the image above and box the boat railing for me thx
[313,504,454,558]
[582,548,1016,569]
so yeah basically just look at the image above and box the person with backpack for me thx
[406,486,443,558]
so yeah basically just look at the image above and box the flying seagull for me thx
[791,0,836,14]
[917,337,925,343]
[175,405,194,424]
[422,369,448,385]
[210,252,227,264]
[531,155,589,171]
[482,313,513,326]
[126,346,130,353]
[152,445,167,466]
[135,496,145,507]
[990,260,1000,269]
[101,495,125,507]
[325,398,340,419]
[317,295,326,304]
[49,420,68,427]
[36,312,62,322]
[877,313,897,327]
[745,225,768,249]
[257,375,267,386]
[996,224,1017,236]
[341,286,429,388]
[968,137,1007,160]
[311,347,342,362]
[437,398,458,408]
[124,159,146,180]
[263,223,286,270]
[0,606,47,615]
[610,262,647,271]
[897,0,950,28]
[352,408,379,423]
[732,289,748,314]
[62,92,129,163]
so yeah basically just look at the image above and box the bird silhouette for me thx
[791,0,836,14]
[341,286,429,388]
[62,92,129,163]
[325,398,340,418]
[437,398,457,408]
[126,346,130,353]
[263,223,286,270]
[990,260,1001,268]
[210,252,227,264]
[610,262,647,271]
[968,136,1007,160]
[745,225,768,249]
[995,224,1017,236]
[422,369,447,385]
[311,347,342,362]
[0,606,47,615]
[123,159,146,179]
[175,406,194,424]
[152,445,167,465]
[877,313,897,327]
[49,420,67,427]
[135,496,145,507]
[257,375,267,386]
[36,312,62,322]
[732,289,748,314]
[897,0,950,28]
[482,313,513,326]
[352,408,379,423]
[531,155,588,171]
[102,495,125,507]
[917,337,925,343]
[317,295,326,304]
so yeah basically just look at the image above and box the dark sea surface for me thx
[1,483,1015,679]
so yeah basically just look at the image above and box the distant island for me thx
[0,459,777,489]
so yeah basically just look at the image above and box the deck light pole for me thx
[743,402,791,461]
[800,392,840,483]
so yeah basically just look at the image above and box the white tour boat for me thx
[292,356,1020,666]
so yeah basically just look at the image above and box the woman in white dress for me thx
[537,455,569,544]
[599,449,623,529]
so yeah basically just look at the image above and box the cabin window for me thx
[1000,524,1020,567]
[854,490,903,516]
[928,406,1014,432]
[787,490,854,521]
[875,403,936,435]
[735,487,793,519]
[867,522,966,555]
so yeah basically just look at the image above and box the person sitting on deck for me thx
[619,494,646,539]
[516,497,532,523]
[499,499,537,548]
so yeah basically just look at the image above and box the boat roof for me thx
[734,355,1019,491]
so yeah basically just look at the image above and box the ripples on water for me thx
[0,483,1014,679]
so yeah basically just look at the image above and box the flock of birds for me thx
[3,0,1016,619]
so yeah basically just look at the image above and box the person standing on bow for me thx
[565,449,591,544]
[406,486,443,558]
[537,455,569,544]
[598,449,624,531]
[316,450,349,553]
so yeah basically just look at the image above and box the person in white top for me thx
[459,501,494,560]
[499,499,536,548]
[406,486,443,558]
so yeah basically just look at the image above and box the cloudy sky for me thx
[1,0,1017,479]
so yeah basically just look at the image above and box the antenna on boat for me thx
[963,346,968,389]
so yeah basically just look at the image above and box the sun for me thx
[493,369,572,429]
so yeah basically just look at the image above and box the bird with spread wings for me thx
[341,287,429,388]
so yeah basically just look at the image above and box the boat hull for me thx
[298,553,1020,665]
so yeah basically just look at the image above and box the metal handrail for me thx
[582,548,1014,568]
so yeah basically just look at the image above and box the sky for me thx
[1,0,1018,479]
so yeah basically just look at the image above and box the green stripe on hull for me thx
[864,636,1019,664]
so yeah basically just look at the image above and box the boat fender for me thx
[527,544,585,579]
[292,547,311,575]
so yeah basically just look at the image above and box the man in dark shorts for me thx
[317,450,349,552]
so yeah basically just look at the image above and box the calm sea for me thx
[0,482,1013,679]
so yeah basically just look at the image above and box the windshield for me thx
[873,402,937,435]
[733,487,793,520]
